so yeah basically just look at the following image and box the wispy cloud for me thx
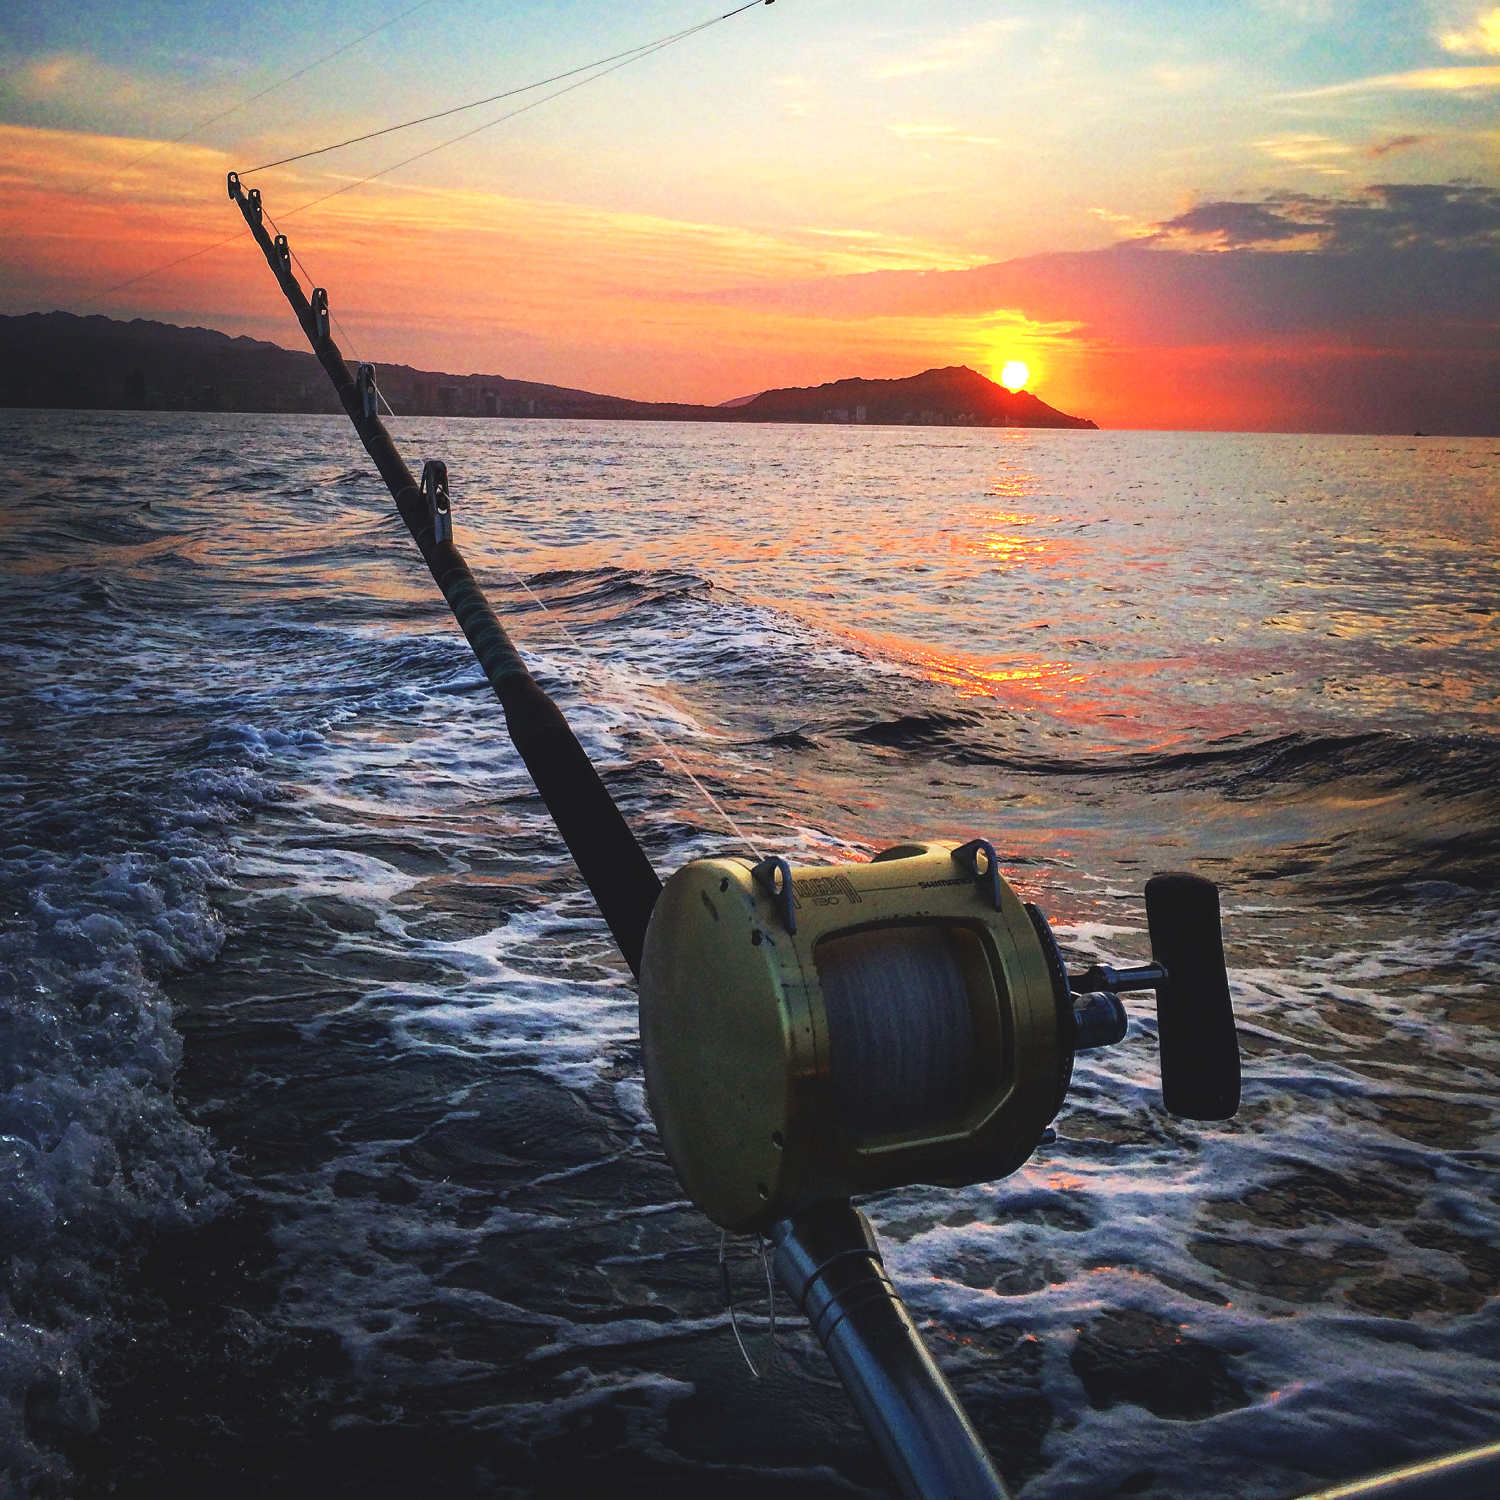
[1289,64,1500,96]
[1253,0,1339,20]
[870,19,1027,82]
[1255,134,1354,163]
[1364,132,1431,157]
[1150,62,1227,92]
[1253,134,1354,175]
[1440,6,1500,54]
[1088,206,1156,239]
[0,120,229,207]
[0,47,243,147]
[887,122,1006,149]
[3,51,148,113]
[791,225,980,272]
[774,75,818,120]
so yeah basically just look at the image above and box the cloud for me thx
[1289,64,1500,96]
[1253,0,1340,19]
[1364,133,1432,157]
[1255,134,1354,162]
[1320,180,1500,250]
[870,19,1027,82]
[1089,206,1156,239]
[791,225,978,272]
[1253,134,1355,176]
[2,51,150,120]
[1440,7,1500,54]
[1150,199,1323,247]
[0,46,253,154]
[887,122,1007,149]
[684,182,1500,355]
[1143,182,1500,252]
[774,75,818,119]
[1150,62,1227,92]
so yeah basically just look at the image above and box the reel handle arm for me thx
[1052,875,1241,1120]
[1069,962,1166,995]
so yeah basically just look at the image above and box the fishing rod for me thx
[223,175,661,974]
[223,174,1500,1500]
[228,169,1248,1498]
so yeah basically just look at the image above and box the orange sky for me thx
[1,124,1071,401]
[2,3,1498,432]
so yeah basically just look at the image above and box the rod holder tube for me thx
[772,1202,1009,1500]
[227,176,661,974]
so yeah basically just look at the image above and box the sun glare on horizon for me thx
[1000,361,1030,393]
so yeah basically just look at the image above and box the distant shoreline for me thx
[0,311,1098,430]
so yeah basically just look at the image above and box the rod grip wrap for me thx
[501,674,661,977]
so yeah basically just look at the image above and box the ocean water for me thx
[1,409,1497,1498]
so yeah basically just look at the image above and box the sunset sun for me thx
[1000,360,1030,393]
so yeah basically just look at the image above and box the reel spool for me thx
[639,841,1240,1233]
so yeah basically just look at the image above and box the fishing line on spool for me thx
[818,923,984,1136]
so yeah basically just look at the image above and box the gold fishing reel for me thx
[639,840,1239,1233]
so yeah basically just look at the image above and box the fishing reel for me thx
[639,840,1240,1232]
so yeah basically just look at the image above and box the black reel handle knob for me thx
[1145,873,1240,1120]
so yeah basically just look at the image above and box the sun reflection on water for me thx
[954,508,1078,572]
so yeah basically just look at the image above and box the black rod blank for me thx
[228,173,661,975]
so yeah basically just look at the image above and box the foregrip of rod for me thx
[772,1202,1009,1500]
[497,672,661,977]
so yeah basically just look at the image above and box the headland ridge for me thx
[0,312,1097,429]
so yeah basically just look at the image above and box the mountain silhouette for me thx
[0,313,1096,429]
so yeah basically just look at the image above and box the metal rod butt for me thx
[772,1201,1010,1500]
